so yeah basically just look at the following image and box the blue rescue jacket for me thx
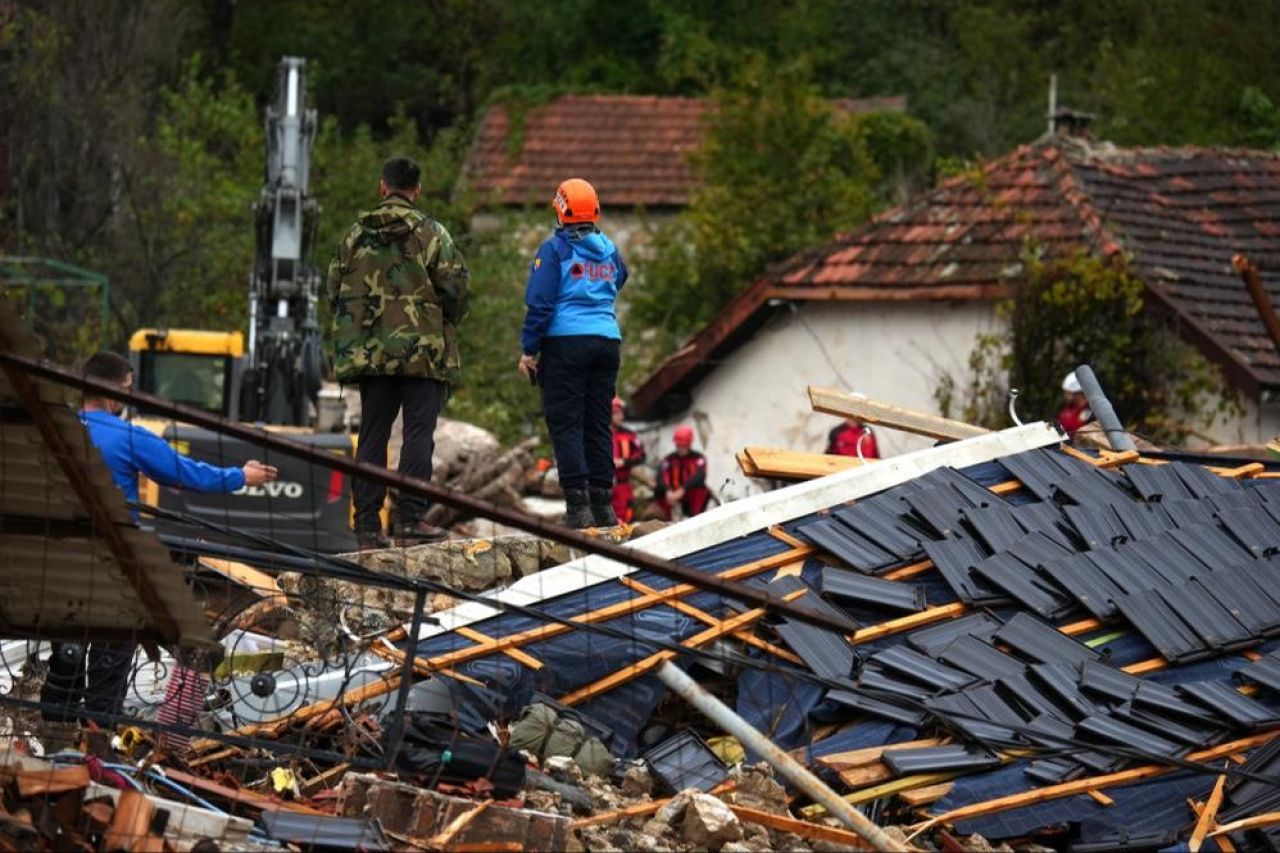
[521,225,628,355]
[81,409,246,509]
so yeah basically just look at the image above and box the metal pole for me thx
[384,587,429,769]
[655,662,901,852]
[1074,364,1136,452]
[0,351,854,635]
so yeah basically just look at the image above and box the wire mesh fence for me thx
[5,348,1280,850]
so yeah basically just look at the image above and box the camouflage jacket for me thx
[326,196,470,383]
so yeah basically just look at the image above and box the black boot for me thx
[589,485,618,527]
[563,485,595,529]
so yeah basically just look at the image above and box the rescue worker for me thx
[654,425,710,520]
[826,417,879,459]
[611,397,645,523]
[328,156,470,549]
[43,351,278,725]
[518,178,628,528]
[1058,370,1093,439]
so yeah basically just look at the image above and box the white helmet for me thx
[1062,371,1082,394]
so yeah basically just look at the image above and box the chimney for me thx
[1049,106,1096,139]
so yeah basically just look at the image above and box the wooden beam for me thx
[851,602,967,644]
[618,576,803,665]
[456,627,544,671]
[913,730,1280,837]
[1189,772,1227,852]
[557,590,805,707]
[2,362,182,643]
[809,386,990,442]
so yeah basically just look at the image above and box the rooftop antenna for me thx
[1047,73,1058,136]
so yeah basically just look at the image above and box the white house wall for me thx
[635,300,1000,502]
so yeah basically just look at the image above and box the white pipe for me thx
[656,662,901,852]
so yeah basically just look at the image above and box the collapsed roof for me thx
[375,422,1280,847]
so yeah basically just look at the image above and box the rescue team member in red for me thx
[1058,370,1093,439]
[654,425,710,520]
[518,178,629,528]
[611,397,645,523]
[826,417,879,459]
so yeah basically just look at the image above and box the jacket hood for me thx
[557,225,615,261]
[358,196,420,243]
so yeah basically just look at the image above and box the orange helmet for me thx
[673,425,694,447]
[553,178,600,225]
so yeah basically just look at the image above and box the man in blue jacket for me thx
[78,352,278,507]
[41,351,277,726]
[518,178,628,528]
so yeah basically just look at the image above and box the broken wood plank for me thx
[570,800,666,829]
[1085,789,1114,807]
[430,800,490,850]
[741,447,862,480]
[161,768,326,816]
[900,782,955,807]
[1211,812,1280,837]
[1189,772,1227,853]
[809,387,989,441]
[103,789,154,853]
[727,804,901,850]
[299,763,350,797]
[913,730,1280,837]
[736,451,760,478]
[15,765,89,798]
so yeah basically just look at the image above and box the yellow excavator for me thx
[129,58,358,552]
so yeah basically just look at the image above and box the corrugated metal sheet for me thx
[0,306,214,649]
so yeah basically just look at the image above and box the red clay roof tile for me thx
[462,94,906,208]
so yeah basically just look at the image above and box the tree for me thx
[624,61,882,368]
[937,247,1240,444]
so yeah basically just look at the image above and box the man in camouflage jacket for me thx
[327,156,470,548]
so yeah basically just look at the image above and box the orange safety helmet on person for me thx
[673,425,694,447]
[553,178,600,225]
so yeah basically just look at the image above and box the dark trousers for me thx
[540,336,620,490]
[355,376,446,531]
[40,641,135,722]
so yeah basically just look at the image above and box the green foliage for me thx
[624,62,880,363]
[938,248,1242,443]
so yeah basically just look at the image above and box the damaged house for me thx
[630,126,1280,489]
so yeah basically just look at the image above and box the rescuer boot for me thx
[588,485,618,527]
[356,529,392,551]
[393,519,450,543]
[563,486,595,529]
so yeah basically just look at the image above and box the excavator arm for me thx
[242,56,323,426]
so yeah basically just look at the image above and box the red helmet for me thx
[553,178,600,225]
[612,396,625,411]
[673,425,694,447]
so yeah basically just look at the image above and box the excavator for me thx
[129,58,357,552]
